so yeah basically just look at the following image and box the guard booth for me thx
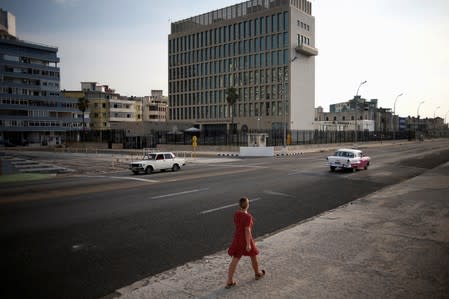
[240,133,273,157]
[248,133,268,147]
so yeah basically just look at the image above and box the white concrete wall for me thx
[7,12,16,37]
[289,6,316,130]
[240,147,274,157]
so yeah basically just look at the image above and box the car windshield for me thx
[335,151,354,158]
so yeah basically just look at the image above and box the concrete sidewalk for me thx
[107,162,449,299]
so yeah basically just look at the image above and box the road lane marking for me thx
[109,176,159,183]
[0,169,257,205]
[0,180,147,205]
[151,188,209,199]
[200,197,262,215]
[166,167,258,182]
[77,175,159,183]
[202,164,267,169]
[263,190,294,197]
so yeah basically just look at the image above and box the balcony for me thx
[1,61,59,73]
[295,44,318,56]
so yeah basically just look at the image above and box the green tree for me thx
[226,87,239,134]
[77,96,89,140]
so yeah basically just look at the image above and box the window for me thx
[255,18,259,35]
[261,17,265,34]
[266,16,271,34]
[283,12,288,31]
[272,52,277,65]
[4,55,19,62]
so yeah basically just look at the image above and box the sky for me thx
[1,0,448,119]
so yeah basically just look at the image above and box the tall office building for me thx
[168,0,317,133]
[0,9,83,146]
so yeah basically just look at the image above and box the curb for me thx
[217,153,239,157]
[275,152,304,156]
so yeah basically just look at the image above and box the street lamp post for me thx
[416,100,425,138]
[392,93,403,140]
[354,80,367,144]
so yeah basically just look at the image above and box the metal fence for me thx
[63,128,449,149]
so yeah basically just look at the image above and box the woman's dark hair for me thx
[239,197,249,209]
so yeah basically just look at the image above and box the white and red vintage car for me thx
[327,148,370,172]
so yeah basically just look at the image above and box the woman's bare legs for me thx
[250,255,261,275]
[227,257,240,284]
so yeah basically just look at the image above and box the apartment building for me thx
[110,96,141,123]
[0,9,83,146]
[168,0,317,133]
[64,82,144,132]
[314,97,394,132]
[142,90,168,122]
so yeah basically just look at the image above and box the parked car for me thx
[129,152,186,174]
[326,148,370,172]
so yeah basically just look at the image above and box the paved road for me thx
[0,140,448,299]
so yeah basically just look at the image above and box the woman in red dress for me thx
[226,197,265,288]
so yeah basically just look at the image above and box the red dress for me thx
[228,210,259,258]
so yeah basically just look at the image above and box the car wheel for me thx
[145,166,153,174]
[132,171,139,175]
[330,166,336,172]
[172,164,180,172]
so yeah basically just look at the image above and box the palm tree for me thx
[226,87,239,134]
[77,96,89,140]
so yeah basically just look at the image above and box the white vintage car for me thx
[129,152,186,174]
[327,148,370,172]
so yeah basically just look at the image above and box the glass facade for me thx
[169,7,290,121]
[171,0,311,34]
[0,38,83,145]
[168,0,311,130]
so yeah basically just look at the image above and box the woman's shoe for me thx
[225,281,237,289]
[255,269,266,280]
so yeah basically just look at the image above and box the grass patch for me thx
[0,173,55,183]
